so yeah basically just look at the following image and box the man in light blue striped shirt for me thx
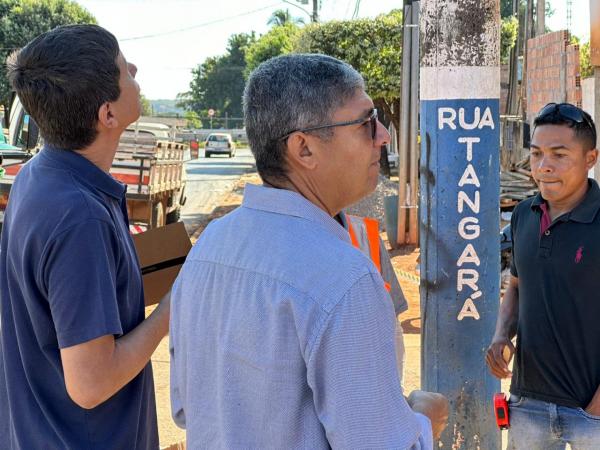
[170,53,448,449]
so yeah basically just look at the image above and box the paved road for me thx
[152,147,256,447]
[181,147,256,235]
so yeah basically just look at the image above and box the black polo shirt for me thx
[510,179,600,408]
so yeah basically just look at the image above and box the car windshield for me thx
[208,135,229,142]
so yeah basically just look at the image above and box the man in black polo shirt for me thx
[0,26,169,448]
[486,103,600,449]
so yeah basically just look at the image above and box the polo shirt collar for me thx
[39,145,126,200]
[530,178,600,224]
[242,183,350,243]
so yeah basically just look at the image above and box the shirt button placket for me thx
[539,228,553,258]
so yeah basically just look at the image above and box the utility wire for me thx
[119,2,280,42]
[351,0,361,19]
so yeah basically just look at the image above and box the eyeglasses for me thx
[278,108,378,141]
[536,103,596,141]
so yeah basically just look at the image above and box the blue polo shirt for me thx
[0,146,158,449]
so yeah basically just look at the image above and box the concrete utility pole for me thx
[397,0,420,246]
[536,0,545,36]
[289,0,318,22]
[420,0,501,448]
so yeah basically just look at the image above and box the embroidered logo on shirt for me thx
[575,246,584,264]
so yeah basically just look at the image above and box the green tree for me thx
[140,94,152,116]
[0,0,96,106]
[501,0,554,20]
[178,32,255,118]
[293,10,403,129]
[501,16,519,64]
[267,9,304,27]
[184,110,202,129]
[501,0,518,18]
[580,41,593,79]
[245,23,300,76]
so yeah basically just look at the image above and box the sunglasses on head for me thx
[537,103,595,132]
[278,108,378,141]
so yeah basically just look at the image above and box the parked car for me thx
[205,133,236,158]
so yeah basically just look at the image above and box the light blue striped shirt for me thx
[170,184,432,449]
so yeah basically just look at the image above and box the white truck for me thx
[1,96,187,231]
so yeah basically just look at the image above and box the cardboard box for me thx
[132,221,192,306]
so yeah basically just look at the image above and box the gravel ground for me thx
[345,175,399,231]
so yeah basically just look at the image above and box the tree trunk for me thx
[376,98,399,131]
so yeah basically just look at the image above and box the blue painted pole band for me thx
[420,98,501,447]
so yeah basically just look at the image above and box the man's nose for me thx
[128,62,138,78]
[536,155,554,172]
[375,120,391,146]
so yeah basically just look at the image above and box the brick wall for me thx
[526,30,582,121]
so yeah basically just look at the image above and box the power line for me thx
[119,2,281,42]
[351,0,362,19]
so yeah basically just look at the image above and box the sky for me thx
[76,0,591,100]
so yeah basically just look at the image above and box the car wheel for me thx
[166,207,181,224]
[205,152,211,158]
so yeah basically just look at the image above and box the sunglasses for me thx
[278,108,378,141]
[536,103,596,140]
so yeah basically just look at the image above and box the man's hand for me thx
[407,390,449,441]
[486,275,519,379]
[485,335,515,379]
[585,385,600,416]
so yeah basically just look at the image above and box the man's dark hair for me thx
[6,25,121,150]
[533,104,597,151]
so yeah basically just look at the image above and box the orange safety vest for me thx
[346,216,392,293]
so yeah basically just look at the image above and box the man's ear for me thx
[586,148,599,169]
[97,102,119,130]
[285,133,318,171]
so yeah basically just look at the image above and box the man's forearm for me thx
[495,278,519,339]
[111,298,170,385]
[62,296,170,409]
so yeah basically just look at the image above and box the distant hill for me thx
[150,99,184,117]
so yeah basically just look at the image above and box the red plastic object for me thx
[494,393,510,429]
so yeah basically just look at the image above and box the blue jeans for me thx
[507,395,600,450]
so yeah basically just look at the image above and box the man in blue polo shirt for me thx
[486,103,600,449]
[0,25,169,448]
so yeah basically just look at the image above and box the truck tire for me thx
[166,208,181,224]
[152,202,165,228]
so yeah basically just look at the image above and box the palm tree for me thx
[267,9,305,27]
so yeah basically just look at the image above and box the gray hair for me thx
[243,53,365,183]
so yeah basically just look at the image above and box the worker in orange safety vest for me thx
[337,211,408,386]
